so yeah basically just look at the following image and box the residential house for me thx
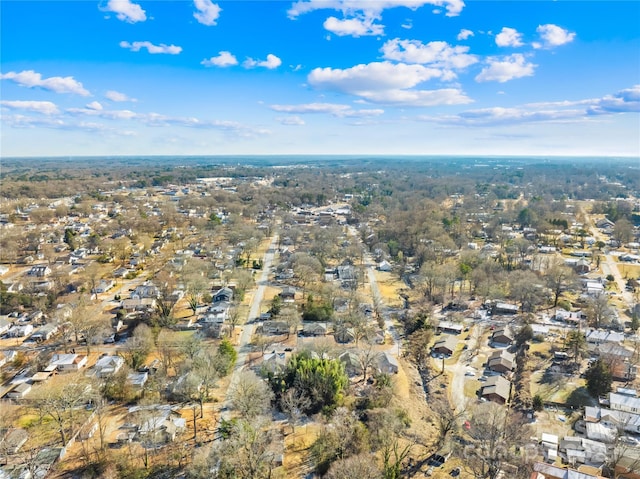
[7,324,33,338]
[213,287,233,303]
[5,382,32,400]
[487,349,516,375]
[0,428,29,455]
[585,422,616,442]
[301,322,327,336]
[433,336,458,356]
[0,318,12,335]
[586,329,625,344]
[27,265,51,277]
[201,302,230,324]
[121,297,156,312]
[585,406,640,434]
[584,281,605,296]
[377,260,393,272]
[334,325,355,344]
[490,328,514,347]
[595,218,615,230]
[336,265,357,288]
[338,351,360,377]
[279,286,296,302]
[554,309,584,325]
[127,372,149,389]
[574,259,591,275]
[30,323,59,342]
[610,392,640,415]
[261,351,288,373]
[132,283,160,299]
[92,279,115,294]
[541,433,559,463]
[375,352,399,375]
[113,267,131,278]
[437,320,463,335]
[479,375,511,404]
[531,462,606,479]
[94,355,125,378]
[262,321,290,335]
[45,353,88,373]
[492,302,519,315]
[127,405,185,443]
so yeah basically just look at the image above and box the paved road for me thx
[346,225,401,356]
[218,235,279,422]
[601,252,634,307]
[363,253,401,355]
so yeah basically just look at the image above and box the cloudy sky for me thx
[1,0,639,157]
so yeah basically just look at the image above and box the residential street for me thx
[217,235,279,422]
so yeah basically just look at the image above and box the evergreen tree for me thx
[585,358,612,398]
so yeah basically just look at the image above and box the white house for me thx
[5,382,32,400]
[46,353,88,373]
[92,279,115,294]
[610,392,640,414]
[94,355,125,378]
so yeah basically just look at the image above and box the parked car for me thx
[621,436,640,446]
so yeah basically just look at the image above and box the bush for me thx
[532,394,544,412]
[557,299,572,311]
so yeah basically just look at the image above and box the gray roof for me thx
[481,375,511,400]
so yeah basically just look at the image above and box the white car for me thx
[621,436,640,446]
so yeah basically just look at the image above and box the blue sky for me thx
[1,0,639,157]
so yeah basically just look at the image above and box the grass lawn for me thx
[372,270,405,307]
[618,263,640,280]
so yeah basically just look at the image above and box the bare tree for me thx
[585,292,615,329]
[31,372,91,446]
[357,342,380,383]
[208,417,280,479]
[461,402,530,479]
[229,370,274,419]
[325,453,383,479]
[279,387,311,433]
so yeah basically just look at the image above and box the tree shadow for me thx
[565,386,596,408]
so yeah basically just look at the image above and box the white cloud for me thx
[201,51,238,67]
[309,61,442,93]
[86,101,103,111]
[534,24,576,49]
[243,54,282,69]
[105,90,136,102]
[276,116,306,125]
[63,105,268,136]
[401,19,413,29]
[288,0,465,19]
[0,100,59,115]
[418,85,640,127]
[323,15,384,37]
[193,0,221,26]
[119,41,182,55]
[360,88,471,106]
[457,29,473,40]
[495,27,523,47]
[587,85,640,115]
[270,102,384,117]
[308,62,472,106]
[67,107,138,120]
[381,38,478,69]
[475,54,536,83]
[103,0,146,23]
[0,70,90,96]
